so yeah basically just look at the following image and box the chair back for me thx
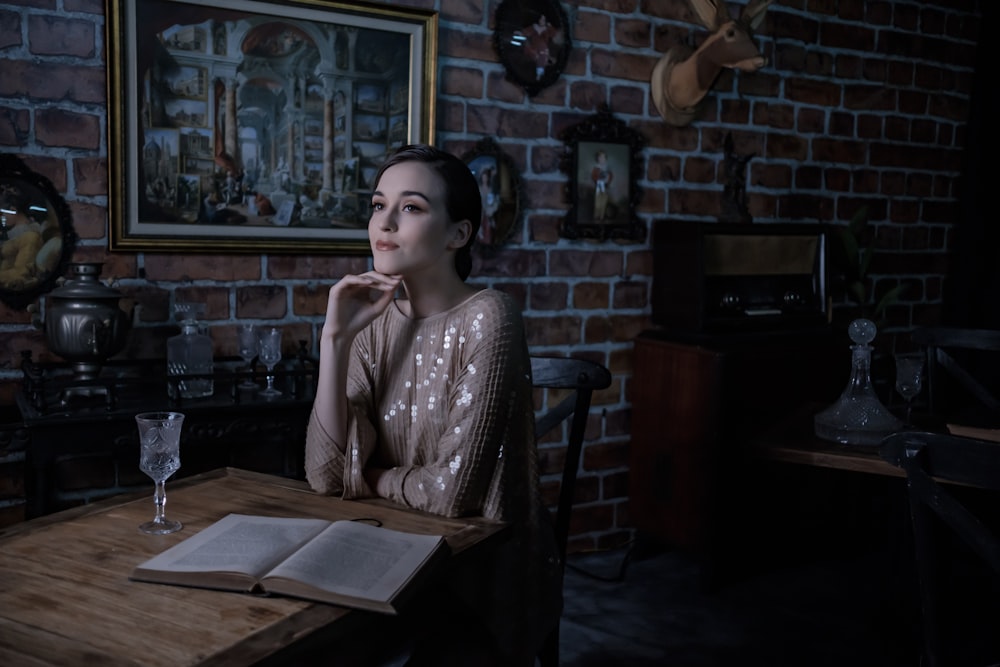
[530,355,612,667]
[531,355,613,562]
[880,430,1000,667]
[911,326,1000,426]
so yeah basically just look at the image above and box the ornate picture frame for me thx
[106,0,437,254]
[0,154,77,310]
[560,107,646,242]
[493,0,571,97]
[461,137,524,251]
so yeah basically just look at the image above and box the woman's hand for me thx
[322,271,402,341]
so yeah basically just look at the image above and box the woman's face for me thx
[368,161,465,277]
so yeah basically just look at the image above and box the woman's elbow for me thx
[306,472,339,496]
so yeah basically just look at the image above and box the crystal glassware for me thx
[136,411,184,535]
[814,318,903,446]
[257,327,283,397]
[236,323,258,389]
[895,352,925,427]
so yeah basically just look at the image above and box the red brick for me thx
[549,250,622,277]
[684,156,715,184]
[574,10,611,44]
[174,287,230,321]
[524,315,582,347]
[268,255,365,280]
[438,25,493,61]
[529,282,569,311]
[0,105,29,145]
[573,282,610,310]
[28,14,95,57]
[785,77,842,106]
[483,70,523,104]
[35,108,99,149]
[0,10,20,50]
[143,255,261,281]
[568,80,610,112]
[235,286,288,319]
[0,60,104,104]
[612,281,647,309]
[439,0,484,24]
[441,66,484,98]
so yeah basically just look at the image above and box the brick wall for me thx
[0,0,984,547]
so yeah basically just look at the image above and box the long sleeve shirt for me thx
[305,289,561,663]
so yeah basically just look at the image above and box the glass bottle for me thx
[167,304,214,399]
[814,318,903,446]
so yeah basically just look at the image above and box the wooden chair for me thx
[530,355,612,667]
[910,326,1000,427]
[880,430,1000,667]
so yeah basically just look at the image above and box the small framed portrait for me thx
[493,0,571,97]
[462,137,524,250]
[560,107,646,242]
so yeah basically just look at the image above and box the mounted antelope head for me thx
[651,0,773,126]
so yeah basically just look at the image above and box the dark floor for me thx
[558,481,1000,667]
[558,539,918,667]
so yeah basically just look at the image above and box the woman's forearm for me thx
[310,330,354,452]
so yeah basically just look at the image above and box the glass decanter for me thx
[814,318,903,446]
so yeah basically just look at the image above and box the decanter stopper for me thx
[814,318,903,446]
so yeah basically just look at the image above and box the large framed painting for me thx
[106,0,437,254]
[560,107,646,242]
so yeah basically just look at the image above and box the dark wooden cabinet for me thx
[629,329,843,560]
[15,358,316,518]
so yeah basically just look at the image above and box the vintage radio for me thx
[651,221,829,333]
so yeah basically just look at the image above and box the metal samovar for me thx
[41,262,131,391]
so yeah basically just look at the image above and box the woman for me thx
[304,144,560,665]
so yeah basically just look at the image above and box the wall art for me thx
[0,154,77,310]
[106,0,437,254]
[461,137,524,250]
[560,107,646,242]
[493,0,571,97]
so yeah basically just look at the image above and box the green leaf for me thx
[873,284,907,318]
[836,227,860,276]
[848,205,869,237]
[848,281,867,305]
[860,243,874,277]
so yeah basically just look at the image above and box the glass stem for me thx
[153,480,167,524]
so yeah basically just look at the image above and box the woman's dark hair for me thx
[372,144,481,281]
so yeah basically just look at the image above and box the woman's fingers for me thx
[333,272,401,295]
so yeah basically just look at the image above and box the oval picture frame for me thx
[0,154,78,310]
[462,137,524,251]
[493,0,571,97]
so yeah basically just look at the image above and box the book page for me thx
[134,514,330,579]
[263,520,445,605]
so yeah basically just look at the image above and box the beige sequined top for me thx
[305,289,561,663]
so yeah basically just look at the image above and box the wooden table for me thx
[748,402,911,477]
[0,467,509,666]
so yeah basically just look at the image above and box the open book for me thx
[130,513,449,614]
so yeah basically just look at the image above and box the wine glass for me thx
[257,327,283,397]
[895,352,925,427]
[236,323,258,389]
[136,411,184,535]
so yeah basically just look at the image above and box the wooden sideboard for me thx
[628,328,844,563]
[15,356,316,518]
